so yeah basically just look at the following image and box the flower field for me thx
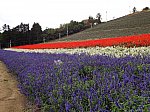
[6,46,150,58]
[1,34,150,111]
[12,33,150,49]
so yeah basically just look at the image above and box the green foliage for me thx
[31,22,42,41]
[96,13,102,24]
[111,95,149,111]
[0,33,3,40]
[79,65,96,79]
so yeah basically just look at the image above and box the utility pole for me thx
[90,23,93,28]
[59,33,61,39]
[129,6,131,14]
[43,37,46,43]
[106,11,108,22]
[67,24,68,37]
[9,40,12,48]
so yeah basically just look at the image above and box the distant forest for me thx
[0,13,102,48]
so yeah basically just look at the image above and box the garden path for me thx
[0,61,27,112]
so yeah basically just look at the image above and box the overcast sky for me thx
[0,0,150,30]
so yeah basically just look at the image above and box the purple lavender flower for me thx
[0,50,150,111]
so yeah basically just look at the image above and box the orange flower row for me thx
[13,34,150,49]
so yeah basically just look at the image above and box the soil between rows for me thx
[0,61,29,112]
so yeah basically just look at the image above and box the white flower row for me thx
[4,46,150,58]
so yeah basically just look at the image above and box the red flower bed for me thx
[13,33,150,49]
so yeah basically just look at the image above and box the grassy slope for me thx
[49,11,150,42]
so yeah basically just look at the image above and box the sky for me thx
[0,0,150,30]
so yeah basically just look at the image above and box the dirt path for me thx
[0,61,27,112]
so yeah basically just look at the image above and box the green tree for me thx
[13,23,29,33]
[96,13,102,24]
[31,22,42,43]
[2,24,10,32]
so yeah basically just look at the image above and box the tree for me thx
[88,16,93,20]
[13,23,29,33]
[2,24,10,32]
[31,23,42,43]
[142,7,150,11]
[0,32,3,40]
[96,13,102,24]
[88,16,95,28]
[133,7,136,13]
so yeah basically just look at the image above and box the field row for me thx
[0,50,150,111]
[6,46,150,58]
[56,25,150,42]
[13,33,150,49]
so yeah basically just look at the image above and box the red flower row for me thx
[13,33,150,49]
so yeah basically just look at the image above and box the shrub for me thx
[143,7,150,11]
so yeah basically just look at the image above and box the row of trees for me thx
[0,23,42,48]
[0,13,102,48]
[0,21,90,48]
[42,20,88,42]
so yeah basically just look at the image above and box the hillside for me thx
[50,11,150,42]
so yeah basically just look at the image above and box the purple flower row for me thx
[0,50,150,111]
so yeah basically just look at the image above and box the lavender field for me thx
[0,49,150,111]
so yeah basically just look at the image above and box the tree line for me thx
[0,13,102,48]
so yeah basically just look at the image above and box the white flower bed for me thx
[5,46,150,58]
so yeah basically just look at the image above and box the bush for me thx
[143,7,150,11]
